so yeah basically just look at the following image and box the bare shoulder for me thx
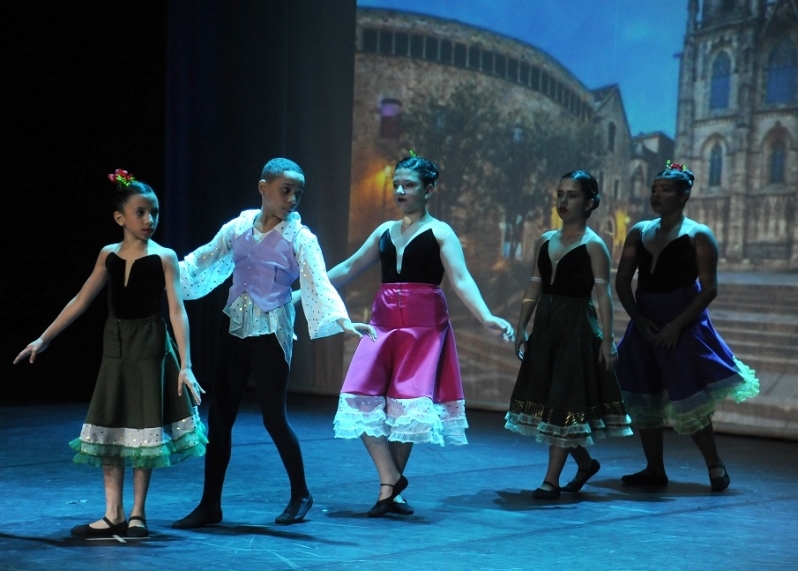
[685,218,715,240]
[585,229,610,256]
[149,242,179,266]
[98,244,119,263]
[374,220,395,236]
[629,220,650,237]
[430,218,455,241]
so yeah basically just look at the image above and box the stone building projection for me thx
[676,0,798,269]
[349,8,648,273]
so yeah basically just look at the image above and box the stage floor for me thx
[2,394,796,571]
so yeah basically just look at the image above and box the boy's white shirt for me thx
[179,210,349,364]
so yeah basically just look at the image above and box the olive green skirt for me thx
[505,294,632,447]
[69,315,207,468]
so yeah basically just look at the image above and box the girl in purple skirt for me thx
[327,154,514,517]
[615,161,759,492]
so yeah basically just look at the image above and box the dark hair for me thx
[561,170,600,218]
[261,158,305,182]
[653,166,695,195]
[112,180,156,213]
[395,155,439,188]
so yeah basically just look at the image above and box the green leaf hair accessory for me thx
[409,149,418,158]
[108,168,135,186]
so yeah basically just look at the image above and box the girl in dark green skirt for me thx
[505,171,632,499]
[14,169,207,537]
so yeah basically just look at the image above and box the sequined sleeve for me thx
[294,227,349,339]
[179,213,249,300]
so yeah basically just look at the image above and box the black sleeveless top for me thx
[636,234,698,293]
[380,228,445,285]
[538,241,595,298]
[106,252,165,319]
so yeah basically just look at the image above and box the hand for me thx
[654,321,682,350]
[514,330,528,361]
[633,317,660,345]
[340,319,377,341]
[598,338,618,371]
[13,338,49,364]
[484,316,515,343]
[177,368,205,406]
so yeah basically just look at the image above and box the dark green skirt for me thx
[69,315,207,468]
[505,294,632,447]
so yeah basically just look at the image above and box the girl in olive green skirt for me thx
[505,171,632,499]
[14,170,207,537]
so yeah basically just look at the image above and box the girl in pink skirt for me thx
[327,154,514,517]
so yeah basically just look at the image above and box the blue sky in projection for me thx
[358,0,689,138]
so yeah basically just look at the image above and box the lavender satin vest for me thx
[225,228,299,312]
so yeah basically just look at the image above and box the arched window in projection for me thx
[379,98,402,139]
[769,139,787,184]
[710,51,731,110]
[709,143,723,187]
[765,38,797,104]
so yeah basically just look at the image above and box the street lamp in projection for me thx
[381,164,393,215]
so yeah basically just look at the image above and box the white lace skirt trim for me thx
[334,393,468,446]
[78,410,202,449]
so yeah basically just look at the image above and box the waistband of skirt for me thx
[105,314,162,326]
[378,282,442,292]
[539,293,593,304]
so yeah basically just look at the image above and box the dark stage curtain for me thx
[4,0,355,401]
[165,0,357,394]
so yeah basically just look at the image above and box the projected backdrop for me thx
[340,1,798,439]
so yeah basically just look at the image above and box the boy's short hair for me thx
[261,158,305,182]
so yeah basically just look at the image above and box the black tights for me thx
[201,332,308,505]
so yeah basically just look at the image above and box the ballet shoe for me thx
[171,503,223,529]
[126,515,149,538]
[70,516,128,537]
[275,493,313,525]
[621,469,669,487]
[390,496,414,515]
[561,459,601,493]
[368,475,408,518]
[531,481,561,500]
[709,464,730,492]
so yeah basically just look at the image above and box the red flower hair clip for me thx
[665,160,687,172]
[108,168,135,186]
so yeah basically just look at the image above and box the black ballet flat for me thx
[390,497,415,515]
[126,515,149,538]
[621,469,669,488]
[531,481,561,500]
[561,459,601,493]
[171,503,223,529]
[70,516,128,537]
[275,493,314,525]
[709,464,731,492]
[368,475,408,518]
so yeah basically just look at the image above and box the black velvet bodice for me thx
[538,242,595,298]
[379,228,445,285]
[636,234,698,293]
[106,252,165,319]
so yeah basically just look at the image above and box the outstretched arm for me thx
[326,222,387,288]
[162,249,204,405]
[438,223,514,342]
[588,237,617,370]
[14,247,111,364]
